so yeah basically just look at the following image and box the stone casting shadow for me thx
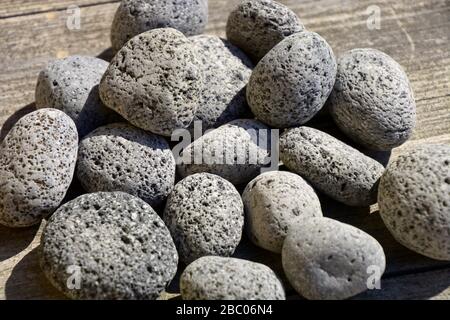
[0,102,36,143]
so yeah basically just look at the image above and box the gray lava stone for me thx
[180,256,285,300]
[111,0,208,52]
[178,119,272,186]
[100,28,203,137]
[280,126,384,206]
[226,0,304,62]
[330,48,416,151]
[163,173,244,264]
[243,171,323,253]
[378,144,450,261]
[35,55,120,137]
[0,109,78,227]
[282,217,386,300]
[39,192,178,300]
[247,31,337,128]
[76,123,175,208]
[188,35,253,132]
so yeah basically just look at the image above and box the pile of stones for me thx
[0,0,449,300]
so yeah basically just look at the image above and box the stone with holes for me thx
[243,171,322,253]
[0,109,78,227]
[76,123,175,208]
[100,28,203,136]
[111,0,208,52]
[280,126,384,206]
[330,49,416,151]
[226,0,304,62]
[247,31,337,128]
[39,191,178,299]
[282,217,386,300]
[180,256,285,300]
[188,35,253,132]
[378,144,450,261]
[35,55,121,137]
[163,173,244,264]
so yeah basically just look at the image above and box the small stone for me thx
[180,256,285,300]
[111,0,208,52]
[100,28,203,136]
[280,126,384,206]
[189,35,253,132]
[330,48,416,151]
[282,217,386,300]
[178,119,272,186]
[0,109,78,227]
[76,123,175,208]
[378,144,450,261]
[163,173,244,264]
[35,55,120,137]
[243,171,322,253]
[226,0,304,62]
[247,31,337,128]
[39,192,178,300]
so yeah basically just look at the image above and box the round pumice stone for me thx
[163,173,244,264]
[247,31,337,128]
[282,217,386,300]
[378,144,450,260]
[180,256,285,300]
[226,0,304,62]
[280,126,384,206]
[330,48,416,151]
[35,55,120,137]
[40,192,179,300]
[188,35,253,132]
[243,171,323,253]
[0,109,78,227]
[178,119,272,186]
[100,28,203,136]
[111,0,208,52]
[76,123,175,208]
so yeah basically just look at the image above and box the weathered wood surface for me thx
[0,0,449,300]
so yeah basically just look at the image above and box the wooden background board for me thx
[0,0,449,300]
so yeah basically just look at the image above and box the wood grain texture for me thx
[0,0,449,300]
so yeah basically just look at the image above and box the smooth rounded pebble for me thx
[330,48,416,151]
[0,109,78,227]
[76,123,175,208]
[100,28,203,136]
[282,217,386,300]
[35,56,120,137]
[40,192,178,300]
[247,31,337,128]
[280,126,384,206]
[163,173,244,264]
[177,119,272,186]
[243,171,323,253]
[180,256,285,300]
[378,144,450,261]
[226,0,304,62]
[111,0,208,52]
[188,35,253,132]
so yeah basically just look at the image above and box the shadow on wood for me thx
[0,102,36,142]
[0,224,39,262]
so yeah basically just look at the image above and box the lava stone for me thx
[163,173,244,264]
[0,109,78,227]
[330,48,416,151]
[100,28,203,136]
[378,144,450,261]
[76,123,175,208]
[280,126,384,206]
[226,0,304,62]
[39,191,179,300]
[247,31,337,128]
[282,217,386,300]
[180,256,285,300]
